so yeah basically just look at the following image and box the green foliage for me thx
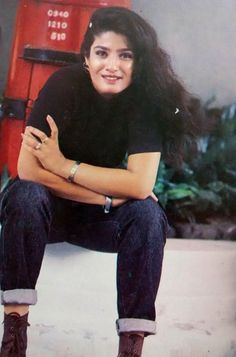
[155,102,236,222]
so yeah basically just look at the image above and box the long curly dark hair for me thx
[81,7,200,165]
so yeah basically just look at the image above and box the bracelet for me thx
[104,196,113,214]
[67,160,81,182]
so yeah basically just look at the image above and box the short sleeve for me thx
[26,66,76,137]
[127,115,162,156]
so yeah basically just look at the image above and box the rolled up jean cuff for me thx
[116,318,156,336]
[1,289,37,305]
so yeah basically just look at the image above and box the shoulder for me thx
[42,61,85,93]
[127,100,163,155]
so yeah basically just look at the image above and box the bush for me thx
[155,102,236,223]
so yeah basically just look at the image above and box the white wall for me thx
[132,0,236,106]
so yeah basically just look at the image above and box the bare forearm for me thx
[74,163,141,198]
[56,159,141,198]
[19,166,105,205]
[55,154,160,199]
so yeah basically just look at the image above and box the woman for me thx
[0,7,195,357]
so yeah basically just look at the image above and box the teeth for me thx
[103,75,120,80]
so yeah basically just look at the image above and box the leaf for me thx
[167,187,196,200]
[207,181,224,192]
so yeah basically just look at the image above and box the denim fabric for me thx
[1,289,37,305]
[116,318,156,336]
[0,178,167,328]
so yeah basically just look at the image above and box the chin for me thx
[105,86,128,95]
[100,92,116,99]
[99,89,122,98]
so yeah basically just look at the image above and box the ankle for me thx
[123,332,144,338]
[4,304,29,317]
[118,332,144,357]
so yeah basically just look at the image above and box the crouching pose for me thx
[0,6,195,356]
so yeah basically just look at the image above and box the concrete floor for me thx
[1,239,236,357]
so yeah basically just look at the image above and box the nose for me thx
[105,54,119,72]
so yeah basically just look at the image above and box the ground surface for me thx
[1,239,236,357]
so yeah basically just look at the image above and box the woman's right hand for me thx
[150,191,158,202]
[112,191,158,208]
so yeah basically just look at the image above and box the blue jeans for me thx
[0,178,168,335]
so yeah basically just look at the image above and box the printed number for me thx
[50,32,67,41]
[48,21,68,29]
[48,20,56,28]
[47,10,70,18]
[50,32,57,40]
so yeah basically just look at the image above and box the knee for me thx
[2,179,50,214]
[127,197,167,226]
[125,198,168,244]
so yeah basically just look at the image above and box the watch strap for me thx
[104,196,112,213]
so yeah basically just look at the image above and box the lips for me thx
[101,74,122,83]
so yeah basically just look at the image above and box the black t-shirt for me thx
[27,60,162,168]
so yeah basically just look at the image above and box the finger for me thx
[41,137,49,144]
[35,142,42,150]
[21,140,39,155]
[150,192,158,202]
[21,133,39,148]
[21,134,45,155]
[24,126,37,138]
[26,126,47,142]
[46,115,58,140]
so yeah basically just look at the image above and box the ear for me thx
[83,57,90,73]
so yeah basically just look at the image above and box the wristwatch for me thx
[104,196,113,213]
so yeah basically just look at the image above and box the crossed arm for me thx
[18,115,161,206]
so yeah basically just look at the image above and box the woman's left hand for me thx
[21,115,66,175]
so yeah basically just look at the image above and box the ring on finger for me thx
[42,137,49,144]
[35,142,41,150]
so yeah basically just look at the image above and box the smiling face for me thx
[85,31,134,97]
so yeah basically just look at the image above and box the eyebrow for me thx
[93,45,133,52]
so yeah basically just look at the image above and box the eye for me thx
[119,51,134,60]
[95,49,108,58]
